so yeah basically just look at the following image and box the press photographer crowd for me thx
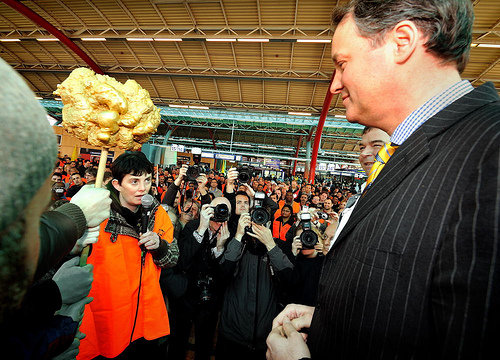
[22,146,363,360]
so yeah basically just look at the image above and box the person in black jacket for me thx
[167,196,232,360]
[216,212,294,360]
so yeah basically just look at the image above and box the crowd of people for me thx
[1,0,499,360]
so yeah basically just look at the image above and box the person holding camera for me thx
[168,197,231,360]
[216,198,294,360]
[289,210,326,307]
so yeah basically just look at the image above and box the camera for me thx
[317,211,329,220]
[237,165,254,184]
[299,210,318,249]
[196,275,214,303]
[250,191,270,225]
[186,165,200,182]
[211,203,230,223]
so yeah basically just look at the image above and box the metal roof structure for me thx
[1,0,499,165]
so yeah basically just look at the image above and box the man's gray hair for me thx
[332,0,474,73]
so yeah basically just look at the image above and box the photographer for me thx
[216,202,294,359]
[289,211,327,306]
[168,197,232,360]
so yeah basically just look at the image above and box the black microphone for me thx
[141,194,154,234]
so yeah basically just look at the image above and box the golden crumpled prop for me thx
[53,68,160,150]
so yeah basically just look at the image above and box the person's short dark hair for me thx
[235,191,251,204]
[85,167,98,177]
[71,172,81,179]
[103,171,113,183]
[111,152,153,184]
[332,0,473,73]
[362,126,374,135]
[52,172,62,179]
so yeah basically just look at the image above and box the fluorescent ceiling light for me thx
[126,38,154,41]
[189,105,209,110]
[237,144,252,147]
[206,38,236,42]
[297,39,331,43]
[477,43,500,48]
[169,104,189,108]
[82,37,106,41]
[155,38,182,42]
[336,115,347,118]
[288,111,312,116]
[0,38,20,42]
[237,38,269,42]
[37,38,59,42]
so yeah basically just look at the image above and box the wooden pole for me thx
[79,149,108,266]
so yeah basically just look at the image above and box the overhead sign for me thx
[170,144,185,152]
[318,163,327,171]
[264,158,280,169]
[215,153,235,161]
[201,152,214,158]
[327,163,336,172]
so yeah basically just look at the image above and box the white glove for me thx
[70,226,100,255]
[70,185,111,227]
[53,257,93,304]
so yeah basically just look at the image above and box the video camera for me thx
[299,208,318,249]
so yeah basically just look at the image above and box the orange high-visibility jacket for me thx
[272,217,293,242]
[77,205,173,360]
[274,200,300,220]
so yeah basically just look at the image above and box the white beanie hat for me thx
[0,58,58,233]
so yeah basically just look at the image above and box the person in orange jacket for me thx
[78,152,179,360]
[272,204,295,242]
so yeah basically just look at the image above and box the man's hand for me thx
[216,222,230,251]
[70,185,111,227]
[53,257,93,304]
[235,213,251,241]
[51,332,86,360]
[272,303,315,330]
[198,204,214,235]
[291,236,302,256]
[266,318,311,360]
[197,174,208,195]
[227,168,238,185]
[56,296,93,323]
[138,231,161,250]
[247,223,275,251]
[70,226,99,255]
[174,164,188,186]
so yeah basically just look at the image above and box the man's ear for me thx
[389,20,420,64]
[111,178,121,192]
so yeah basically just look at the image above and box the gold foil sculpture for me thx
[53,68,160,150]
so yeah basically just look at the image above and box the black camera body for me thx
[237,165,254,184]
[196,275,214,303]
[211,203,230,223]
[250,191,270,226]
[186,165,200,182]
[299,210,318,249]
[317,211,329,220]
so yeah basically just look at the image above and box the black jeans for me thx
[168,295,219,360]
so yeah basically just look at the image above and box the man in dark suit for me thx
[267,0,500,359]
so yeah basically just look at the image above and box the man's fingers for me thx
[282,320,301,338]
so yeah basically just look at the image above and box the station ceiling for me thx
[1,0,499,165]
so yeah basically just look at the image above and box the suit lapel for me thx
[331,82,499,250]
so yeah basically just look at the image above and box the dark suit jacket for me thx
[309,83,500,359]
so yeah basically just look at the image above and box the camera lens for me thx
[251,208,270,225]
[186,166,200,181]
[212,203,229,222]
[238,172,250,183]
[300,230,318,249]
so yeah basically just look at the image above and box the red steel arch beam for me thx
[292,135,303,176]
[2,0,104,75]
[308,71,335,184]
